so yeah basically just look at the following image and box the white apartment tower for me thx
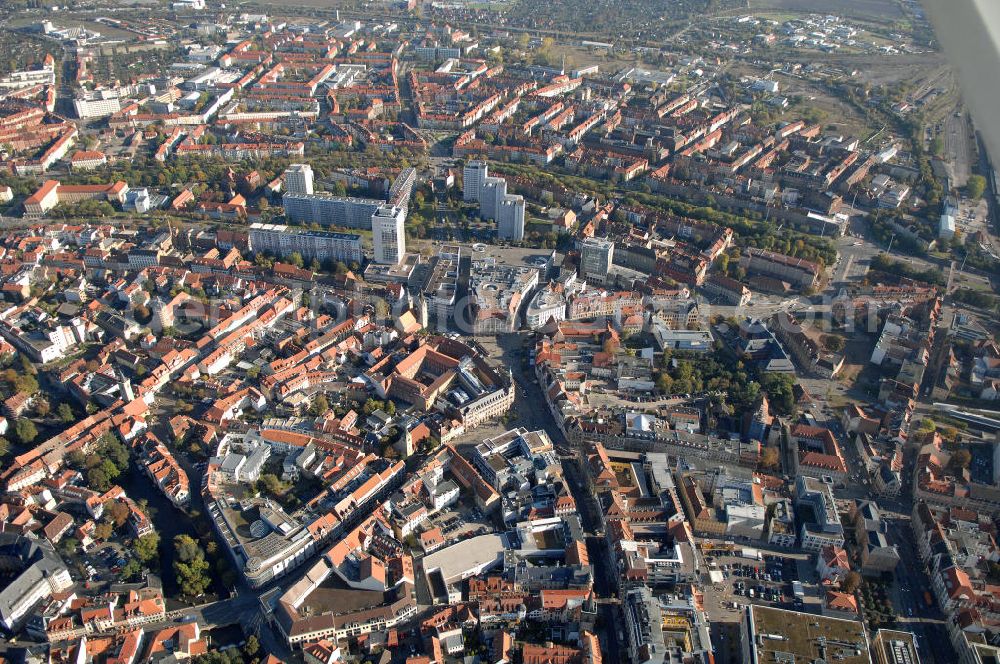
[463,161,489,202]
[480,176,507,221]
[284,164,314,195]
[372,205,406,264]
[498,195,525,241]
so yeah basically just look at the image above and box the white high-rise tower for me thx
[284,164,314,195]
[479,176,507,221]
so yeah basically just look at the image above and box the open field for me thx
[750,0,904,20]
[844,54,948,86]
[726,61,874,137]
[545,43,656,76]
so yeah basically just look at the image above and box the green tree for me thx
[120,558,143,582]
[967,175,987,200]
[14,419,37,445]
[287,251,304,268]
[952,288,1000,311]
[175,556,211,597]
[760,373,796,416]
[258,473,286,497]
[194,650,245,664]
[0,437,8,459]
[842,571,862,594]
[821,335,845,353]
[58,537,79,558]
[761,447,780,468]
[34,399,50,417]
[133,533,160,564]
[243,635,260,659]
[86,467,110,492]
[19,355,36,376]
[107,500,130,527]
[57,402,75,423]
[950,448,972,471]
[308,393,329,416]
[94,520,114,541]
[100,458,122,483]
[101,437,130,473]
[174,535,201,563]
[66,450,86,469]
[173,535,211,597]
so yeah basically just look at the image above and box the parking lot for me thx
[429,501,495,546]
[701,550,821,623]
[66,541,131,588]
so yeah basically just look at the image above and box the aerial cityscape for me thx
[0,0,995,662]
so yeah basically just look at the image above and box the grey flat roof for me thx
[422,533,506,584]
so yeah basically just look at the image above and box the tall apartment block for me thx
[479,176,507,221]
[372,205,407,265]
[463,161,489,202]
[498,195,525,241]
[249,223,362,264]
[283,193,382,229]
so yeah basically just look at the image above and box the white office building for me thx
[423,245,462,331]
[284,163,314,195]
[463,161,489,202]
[580,237,615,284]
[498,195,525,241]
[372,205,406,264]
[796,476,845,552]
[73,91,124,119]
